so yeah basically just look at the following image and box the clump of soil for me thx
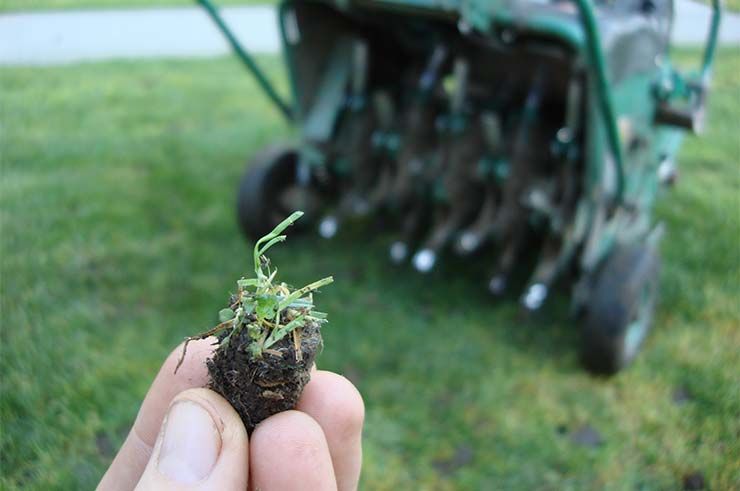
[176,211,332,433]
[206,306,323,432]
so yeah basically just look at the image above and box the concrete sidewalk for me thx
[1,1,738,66]
[0,6,279,65]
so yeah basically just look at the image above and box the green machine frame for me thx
[197,0,721,203]
[197,0,722,269]
[195,0,723,374]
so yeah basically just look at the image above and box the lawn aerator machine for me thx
[196,0,721,374]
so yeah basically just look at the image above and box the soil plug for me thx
[176,211,333,433]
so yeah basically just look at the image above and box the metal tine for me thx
[387,46,449,262]
[456,112,504,254]
[419,44,448,94]
[366,91,398,209]
[392,154,444,265]
[318,40,374,239]
[450,57,469,116]
[388,140,437,264]
[413,57,476,273]
[488,72,545,240]
[351,40,369,101]
[412,204,468,272]
[564,72,582,139]
[551,72,584,230]
[521,232,579,311]
[374,90,395,131]
[388,45,447,207]
[520,235,560,310]
[487,227,528,296]
[456,184,496,254]
[390,201,428,264]
[481,110,503,152]
[486,72,547,295]
[520,71,583,309]
[318,212,341,239]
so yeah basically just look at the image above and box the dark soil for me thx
[569,424,604,448]
[207,320,323,433]
[682,471,706,490]
[432,444,475,476]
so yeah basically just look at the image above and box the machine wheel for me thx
[236,144,322,240]
[580,244,661,375]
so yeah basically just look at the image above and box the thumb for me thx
[135,388,249,490]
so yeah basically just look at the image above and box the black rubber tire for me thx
[236,144,317,241]
[580,244,661,375]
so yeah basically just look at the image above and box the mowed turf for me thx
[1,50,739,490]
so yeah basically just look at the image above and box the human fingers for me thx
[134,388,249,490]
[97,338,216,490]
[249,410,337,491]
[296,371,364,491]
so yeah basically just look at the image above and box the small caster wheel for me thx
[236,144,322,241]
[580,244,661,375]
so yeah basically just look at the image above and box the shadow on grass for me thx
[264,220,582,375]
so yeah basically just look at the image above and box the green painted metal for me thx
[196,0,293,122]
[368,0,586,47]
[357,0,459,14]
[202,0,721,286]
[266,0,720,194]
[198,0,723,215]
[364,0,625,203]
[203,0,725,366]
[302,39,355,143]
[570,0,625,206]
[277,1,303,122]
[701,0,722,83]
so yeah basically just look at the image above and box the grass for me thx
[702,0,740,12]
[1,50,739,490]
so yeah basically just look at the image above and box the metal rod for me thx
[701,0,723,84]
[196,0,293,121]
[571,0,624,205]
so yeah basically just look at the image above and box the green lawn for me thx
[703,0,740,12]
[2,50,739,490]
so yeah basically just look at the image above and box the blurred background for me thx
[1,1,739,489]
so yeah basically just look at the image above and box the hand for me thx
[97,338,364,491]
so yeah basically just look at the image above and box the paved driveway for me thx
[1,1,738,66]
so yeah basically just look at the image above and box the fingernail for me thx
[157,400,222,483]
